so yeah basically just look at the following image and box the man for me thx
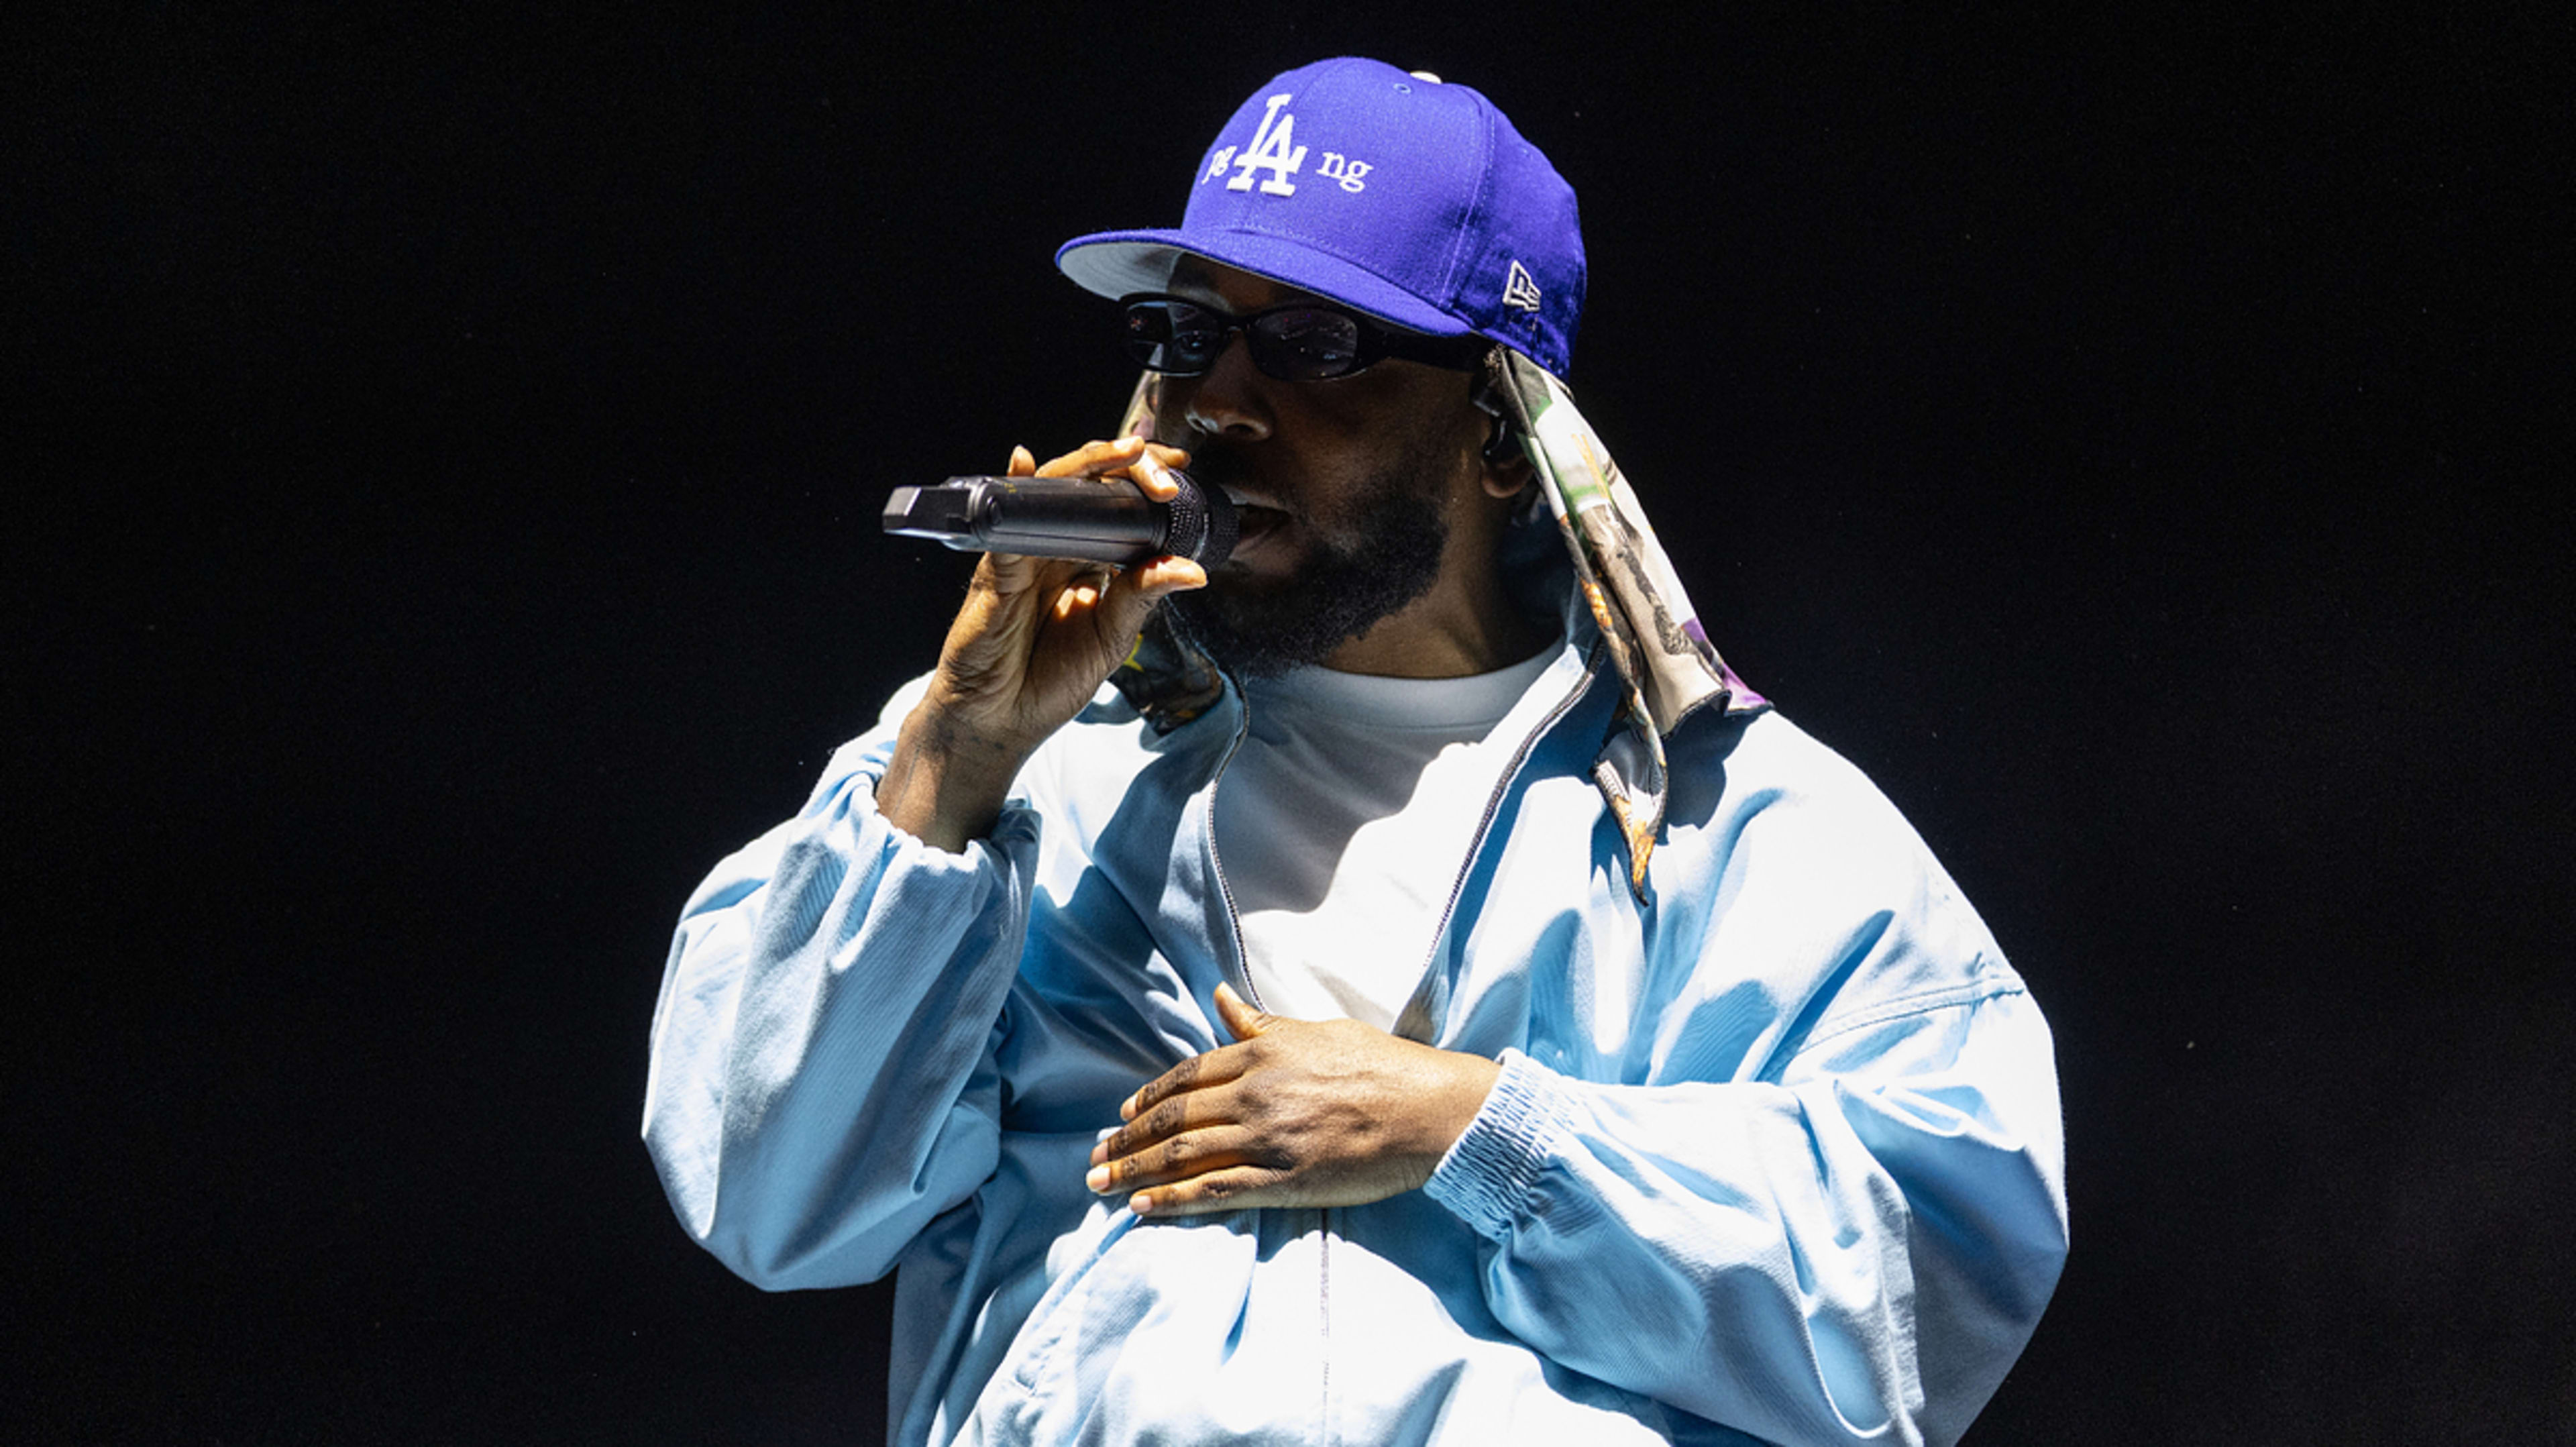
[645,58,2066,1446]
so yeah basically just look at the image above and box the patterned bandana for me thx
[1488,347,1769,894]
[1107,357,1766,898]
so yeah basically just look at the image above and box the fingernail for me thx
[1130,1193,1155,1214]
[1085,1165,1109,1193]
[1119,1097,1138,1121]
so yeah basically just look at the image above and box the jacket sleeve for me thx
[640,679,1042,1291]
[1421,761,2069,1447]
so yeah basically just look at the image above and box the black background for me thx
[11,5,2569,1442]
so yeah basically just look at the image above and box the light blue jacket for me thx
[643,579,2068,1446]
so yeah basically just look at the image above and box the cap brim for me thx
[1057,228,1473,340]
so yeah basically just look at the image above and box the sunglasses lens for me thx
[1119,297,1383,379]
[1246,309,1366,380]
[1123,300,1228,373]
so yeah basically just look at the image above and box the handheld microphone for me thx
[882,472,1238,568]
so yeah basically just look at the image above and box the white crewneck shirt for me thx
[1214,645,1560,1030]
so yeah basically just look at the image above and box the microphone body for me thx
[883,472,1238,568]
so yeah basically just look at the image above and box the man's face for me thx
[1148,262,1491,676]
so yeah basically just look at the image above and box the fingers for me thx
[1086,1081,1281,1215]
[1034,436,1128,478]
[1127,557,1208,596]
[1212,981,1279,1040]
[1085,1110,1293,1217]
[1081,559,1201,651]
[1124,1164,1290,1218]
[1125,446,1188,503]
[1028,435,1193,502]
[1049,574,1111,625]
[1087,1120,1264,1195]
[1093,1080,1222,1168]
[996,437,1202,594]
[1119,1042,1254,1124]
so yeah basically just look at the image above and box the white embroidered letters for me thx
[1226,94,1307,196]
[1502,260,1544,312]
[1216,94,1371,199]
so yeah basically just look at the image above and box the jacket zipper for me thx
[1392,640,1605,1043]
[1199,672,1265,1010]
[1319,1208,1334,1444]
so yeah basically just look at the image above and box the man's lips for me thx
[1216,486,1292,565]
[1227,507,1289,564]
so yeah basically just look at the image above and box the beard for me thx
[1165,446,1455,679]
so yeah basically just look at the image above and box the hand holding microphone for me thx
[873,437,1208,855]
[884,460,1238,567]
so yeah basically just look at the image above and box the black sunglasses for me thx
[1120,293,1487,382]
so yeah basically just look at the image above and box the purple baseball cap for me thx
[1056,58,1585,378]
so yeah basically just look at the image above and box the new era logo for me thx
[1502,260,1544,312]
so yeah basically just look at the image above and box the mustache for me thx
[1171,446,1273,506]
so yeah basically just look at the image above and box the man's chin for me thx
[1165,590,1334,679]
[1167,533,1448,680]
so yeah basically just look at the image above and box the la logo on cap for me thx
[1202,93,1374,197]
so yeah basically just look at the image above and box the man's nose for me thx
[1177,331,1273,442]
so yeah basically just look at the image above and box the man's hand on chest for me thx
[1085,983,1503,1217]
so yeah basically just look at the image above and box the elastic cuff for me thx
[1424,1048,1572,1242]
[842,763,1042,867]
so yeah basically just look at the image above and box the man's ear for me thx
[1480,437,1535,500]
[1469,349,1532,500]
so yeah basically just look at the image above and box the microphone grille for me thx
[1163,470,1238,566]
